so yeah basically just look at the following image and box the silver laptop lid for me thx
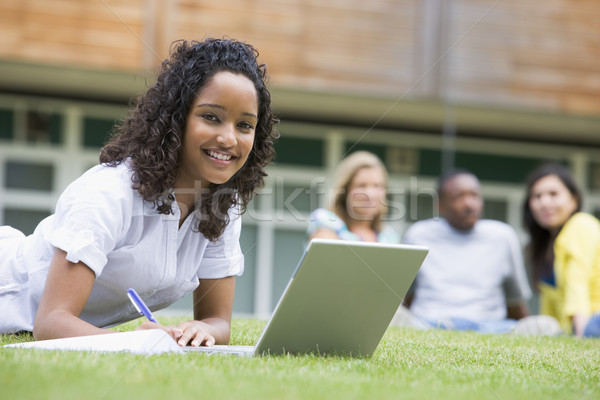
[253,239,428,356]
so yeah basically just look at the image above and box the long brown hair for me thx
[100,38,279,240]
[523,163,581,283]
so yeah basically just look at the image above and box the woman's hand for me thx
[171,320,216,347]
[135,320,216,346]
[136,276,235,347]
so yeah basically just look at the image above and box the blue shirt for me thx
[306,208,400,243]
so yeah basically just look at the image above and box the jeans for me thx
[583,313,600,337]
[425,317,518,334]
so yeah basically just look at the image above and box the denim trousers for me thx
[583,313,600,337]
[425,317,518,334]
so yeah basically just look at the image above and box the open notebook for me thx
[5,239,428,357]
[4,329,184,355]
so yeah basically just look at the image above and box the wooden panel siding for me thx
[449,0,600,114]
[173,0,420,95]
[0,0,598,116]
[0,0,145,70]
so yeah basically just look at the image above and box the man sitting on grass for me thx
[391,169,561,336]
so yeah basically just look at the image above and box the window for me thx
[271,229,306,309]
[274,136,324,167]
[402,191,437,222]
[272,183,324,214]
[25,110,62,144]
[3,208,51,235]
[83,117,116,148]
[0,109,13,140]
[418,149,549,184]
[232,225,258,314]
[483,199,508,222]
[5,161,54,191]
[344,142,387,165]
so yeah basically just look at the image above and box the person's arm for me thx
[402,275,417,308]
[560,214,599,336]
[503,224,532,320]
[506,301,530,320]
[33,249,107,340]
[307,208,342,242]
[402,293,414,308]
[571,314,591,338]
[309,228,340,241]
[159,276,236,347]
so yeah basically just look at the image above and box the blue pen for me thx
[127,288,158,323]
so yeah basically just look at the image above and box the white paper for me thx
[3,329,184,355]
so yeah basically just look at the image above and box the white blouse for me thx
[0,161,244,333]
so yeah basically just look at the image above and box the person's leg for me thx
[583,313,600,338]
[448,317,480,331]
[423,317,479,331]
[477,319,518,334]
[0,227,34,334]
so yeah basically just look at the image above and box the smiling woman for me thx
[177,71,259,222]
[0,38,279,349]
[101,39,278,241]
[307,151,399,244]
[523,163,600,337]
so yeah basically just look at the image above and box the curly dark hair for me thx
[100,38,279,240]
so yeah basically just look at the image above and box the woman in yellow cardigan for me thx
[523,163,600,337]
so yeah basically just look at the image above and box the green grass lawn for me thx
[1,318,599,400]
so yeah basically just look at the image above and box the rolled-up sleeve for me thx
[49,227,108,274]
[45,166,132,277]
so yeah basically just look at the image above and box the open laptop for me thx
[185,238,428,357]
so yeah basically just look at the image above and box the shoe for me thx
[511,315,562,336]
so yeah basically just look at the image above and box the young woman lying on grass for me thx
[0,38,278,347]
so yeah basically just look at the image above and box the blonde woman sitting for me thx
[307,151,399,244]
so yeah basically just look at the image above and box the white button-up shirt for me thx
[0,162,244,332]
